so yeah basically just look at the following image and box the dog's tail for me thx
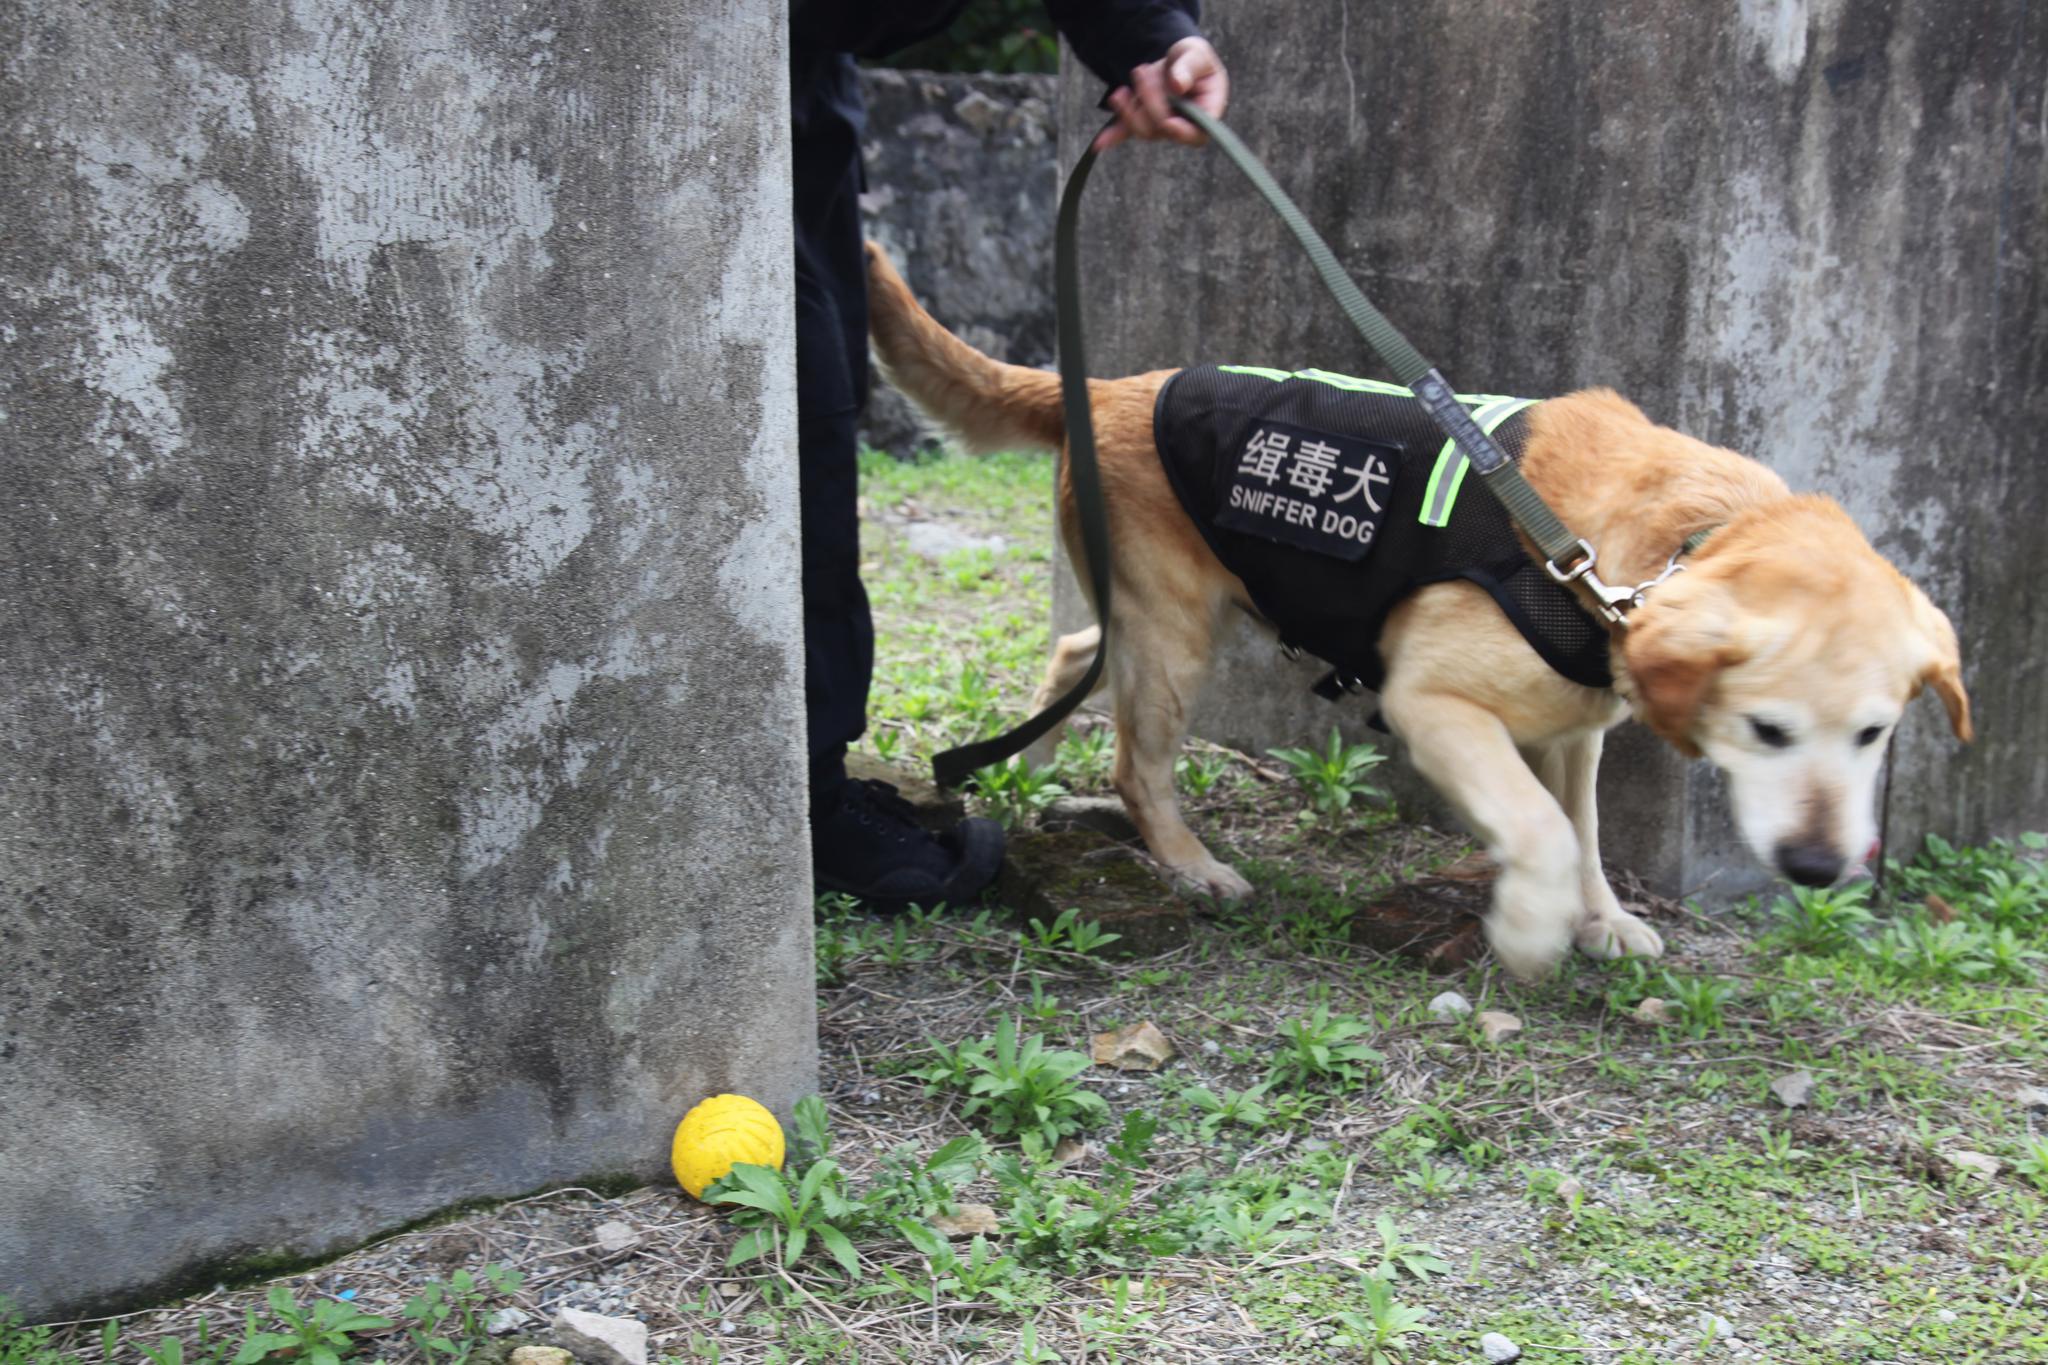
[864,241,1065,453]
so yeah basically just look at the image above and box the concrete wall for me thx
[859,68,1059,454]
[1055,0,2047,896]
[0,0,813,1319]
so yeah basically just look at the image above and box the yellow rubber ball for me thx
[671,1093,785,1199]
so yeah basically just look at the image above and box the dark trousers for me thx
[792,49,873,812]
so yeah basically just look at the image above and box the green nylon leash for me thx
[931,101,1617,791]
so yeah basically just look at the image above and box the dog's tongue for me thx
[1844,839,1883,882]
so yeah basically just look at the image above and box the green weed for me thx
[1024,907,1122,959]
[887,1224,1031,1309]
[1270,1006,1384,1089]
[399,1266,523,1365]
[918,1017,1108,1146]
[1331,1273,1432,1364]
[1175,751,1232,800]
[969,756,1067,828]
[1765,883,1877,955]
[231,1288,392,1365]
[1180,1081,1274,1140]
[1659,970,1739,1037]
[710,1160,864,1278]
[2012,1135,2048,1192]
[1052,727,1115,789]
[1864,917,1998,983]
[1266,727,1388,822]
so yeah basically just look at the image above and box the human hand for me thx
[1093,36,1229,152]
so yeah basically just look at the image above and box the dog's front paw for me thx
[1174,858,1253,905]
[1485,914,1574,981]
[1575,908,1665,961]
[1483,867,1580,981]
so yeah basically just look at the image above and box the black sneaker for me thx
[812,778,1005,909]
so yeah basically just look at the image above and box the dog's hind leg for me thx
[1107,598,1250,903]
[1383,690,1582,979]
[1023,625,1105,767]
[1535,730,1665,962]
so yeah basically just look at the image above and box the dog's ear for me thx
[1621,578,1748,758]
[1904,581,1972,742]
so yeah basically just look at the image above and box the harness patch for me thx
[1213,417,1400,561]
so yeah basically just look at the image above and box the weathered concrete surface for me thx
[859,68,1058,454]
[1056,1,2046,895]
[0,0,812,1319]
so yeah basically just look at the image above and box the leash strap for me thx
[932,100,1618,789]
[1163,99,1595,583]
[932,142,1112,790]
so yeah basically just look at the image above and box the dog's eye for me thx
[1749,718,1793,749]
[1856,725,1887,748]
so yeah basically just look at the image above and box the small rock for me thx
[1769,1069,1815,1109]
[552,1309,648,1365]
[1944,1149,2000,1181]
[1936,1308,1959,1323]
[1052,1137,1091,1166]
[1427,991,1472,1022]
[2012,1084,2048,1114]
[1480,1331,1522,1363]
[1090,1020,1175,1071]
[510,1349,572,1365]
[487,1308,533,1337]
[952,89,1004,135]
[929,1204,1001,1238]
[1201,1039,1220,1055]
[1554,1174,1584,1203]
[1039,794,1139,841]
[1476,1010,1522,1043]
[593,1220,639,1255]
[1630,997,1676,1026]
[1696,1310,1737,1342]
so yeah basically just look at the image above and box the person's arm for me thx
[1043,1,1199,90]
[1042,2,1229,150]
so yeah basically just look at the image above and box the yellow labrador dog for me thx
[863,243,1972,979]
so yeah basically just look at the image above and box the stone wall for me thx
[0,0,813,1319]
[858,68,1058,454]
[1055,0,2047,895]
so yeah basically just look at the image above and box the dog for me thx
[862,242,1973,979]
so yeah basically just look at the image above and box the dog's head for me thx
[1620,496,1971,887]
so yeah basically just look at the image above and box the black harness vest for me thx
[1154,364,1614,696]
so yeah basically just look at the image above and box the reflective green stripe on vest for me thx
[1215,364,1503,407]
[1420,397,1539,528]
[1210,366,1532,528]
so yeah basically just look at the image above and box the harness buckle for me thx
[1544,538,1600,586]
[1545,538,1641,628]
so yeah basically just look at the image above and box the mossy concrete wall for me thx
[858,68,1059,454]
[1055,0,2046,895]
[1,0,812,1318]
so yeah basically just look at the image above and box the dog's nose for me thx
[1776,841,1845,888]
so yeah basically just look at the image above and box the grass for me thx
[11,447,2047,1364]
